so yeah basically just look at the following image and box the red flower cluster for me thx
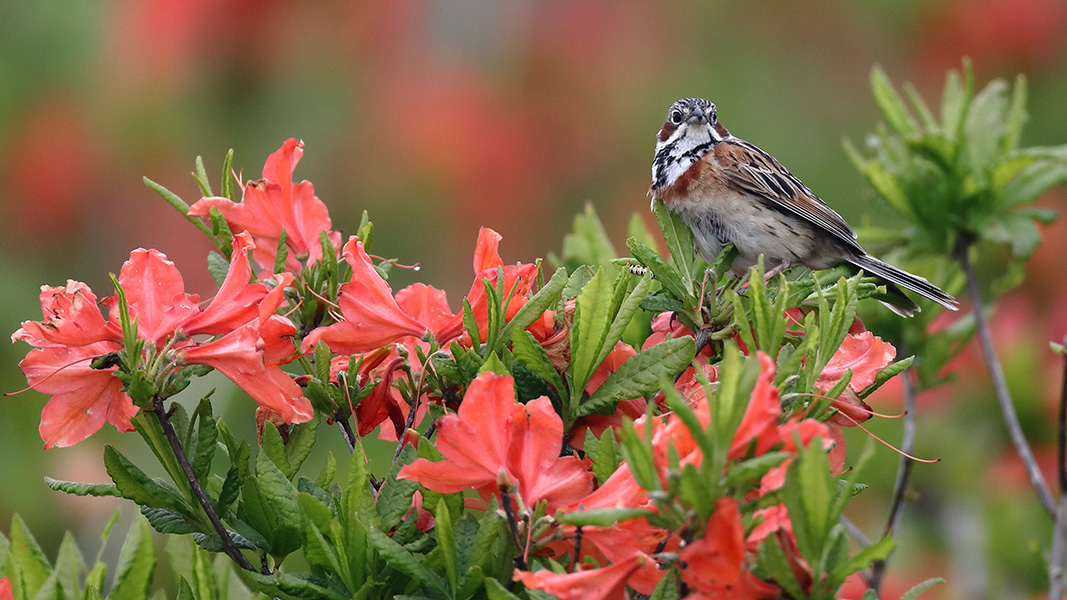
[13,232,306,447]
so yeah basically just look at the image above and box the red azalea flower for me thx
[437,227,540,344]
[816,330,895,394]
[19,342,137,448]
[729,353,782,459]
[514,552,647,600]
[12,281,121,348]
[395,283,456,344]
[188,138,342,273]
[301,237,429,355]
[178,323,312,424]
[399,372,593,512]
[680,498,779,599]
[0,577,11,600]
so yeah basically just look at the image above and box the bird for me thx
[648,97,958,316]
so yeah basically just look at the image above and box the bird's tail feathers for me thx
[849,255,959,313]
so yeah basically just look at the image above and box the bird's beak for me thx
[687,107,706,123]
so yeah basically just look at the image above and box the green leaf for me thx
[191,399,218,483]
[255,447,302,556]
[468,502,511,582]
[144,177,215,239]
[376,445,419,531]
[104,446,188,513]
[652,198,697,283]
[243,571,349,600]
[871,66,918,136]
[757,536,806,599]
[723,452,791,487]
[220,149,235,201]
[600,275,653,367]
[140,508,199,535]
[367,528,448,595]
[899,578,946,600]
[591,430,622,485]
[858,356,914,399]
[833,535,894,582]
[434,499,459,595]
[570,267,615,398]
[512,329,567,403]
[484,578,523,600]
[286,414,320,476]
[7,514,51,597]
[1000,159,1067,209]
[555,508,655,527]
[109,516,156,600]
[273,229,290,275]
[52,532,84,600]
[43,477,120,498]
[559,203,618,268]
[206,251,230,288]
[193,156,212,196]
[627,238,688,300]
[561,265,595,301]
[260,423,293,480]
[576,336,695,418]
[941,60,974,142]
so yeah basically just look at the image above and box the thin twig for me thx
[337,417,356,452]
[870,359,917,592]
[1048,335,1067,600]
[957,240,1055,516]
[152,395,256,573]
[840,515,872,548]
[500,486,528,570]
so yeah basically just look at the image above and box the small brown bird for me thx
[649,97,957,315]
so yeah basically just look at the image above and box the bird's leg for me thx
[762,261,792,282]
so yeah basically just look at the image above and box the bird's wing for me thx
[713,139,864,254]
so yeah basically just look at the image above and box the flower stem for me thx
[957,240,1054,516]
[1048,335,1067,600]
[151,394,257,573]
[869,360,916,592]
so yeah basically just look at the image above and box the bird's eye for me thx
[669,110,683,125]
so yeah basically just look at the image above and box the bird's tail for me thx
[849,254,959,315]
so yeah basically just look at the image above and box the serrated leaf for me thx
[243,570,349,600]
[376,445,419,531]
[652,198,697,283]
[254,448,301,556]
[8,514,51,597]
[833,534,894,583]
[576,336,695,418]
[367,528,448,595]
[560,203,618,269]
[191,399,218,483]
[570,267,615,399]
[141,507,200,535]
[627,238,687,300]
[757,536,806,599]
[286,414,319,477]
[260,423,293,480]
[206,251,230,288]
[109,516,156,600]
[104,446,188,513]
[858,356,914,399]
[591,431,621,485]
[43,478,120,498]
[434,499,459,595]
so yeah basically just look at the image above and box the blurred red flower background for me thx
[1,1,1066,598]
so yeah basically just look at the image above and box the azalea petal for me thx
[514,552,646,600]
[20,343,135,448]
[729,352,781,459]
[301,237,427,355]
[395,283,456,337]
[183,232,269,336]
[114,249,200,347]
[180,325,312,423]
[508,397,594,511]
[816,331,896,393]
[398,372,516,495]
[13,281,120,348]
